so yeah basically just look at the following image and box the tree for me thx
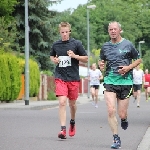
[0,0,18,21]
[13,0,61,71]
[0,17,19,51]
[58,0,150,67]
[90,48,100,65]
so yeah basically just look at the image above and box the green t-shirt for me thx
[100,38,140,85]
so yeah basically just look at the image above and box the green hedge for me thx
[0,52,21,101]
[18,58,40,97]
[0,51,40,101]
[29,59,40,97]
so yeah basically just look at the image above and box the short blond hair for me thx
[58,22,71,31]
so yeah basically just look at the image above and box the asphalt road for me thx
[0,95,150,150]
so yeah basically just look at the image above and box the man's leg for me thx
[91,87,95,105]
[105,91,118,135]
[147,87,150,100]
[117,98,129,118]
[133,85,137,103]
[133,90,137,98]
[117,98,129,140]
[68,100,76,137]
[68,100,77,121]
[55,79,68,139]
[105,91,121,149]
[68,81,79,137]
[58,96,67,126]
[145,87,148,101]
[137,90,141,107]
[95,88,99,108]
[57,96,68,139]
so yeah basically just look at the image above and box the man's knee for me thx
[69,101,76,108]
[118,111,127,119]
[108,107,116,117]
[59,100,66,107]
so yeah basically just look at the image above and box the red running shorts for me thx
[55,79,80,100]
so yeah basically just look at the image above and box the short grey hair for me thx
[108,21,123,33]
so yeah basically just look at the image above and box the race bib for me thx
[144,82,149,85]
[58,56,71,67]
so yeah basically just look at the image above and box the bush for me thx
[42,70,53,76]
[29,59,40,97]
[0,52,21,101]
[47,91,57,100]
[18,58,40,97]
[0,50,40,101]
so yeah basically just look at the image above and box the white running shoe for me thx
[95,104,98,108]
[91,101,95,106]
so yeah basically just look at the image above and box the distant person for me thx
[143,69,150,101]
[50,22,88,139]
[99,21,141,149]
[88,63,103,108]
[133,65,144,107]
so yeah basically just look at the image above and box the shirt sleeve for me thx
[50,44,56,56]
[130,43,140,60]
[99,70,102,76]
[100,46,106,61]
[76,40,87,56]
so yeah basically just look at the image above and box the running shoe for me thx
[95,104,98,108]
[91,101,95,106]
[111,136,121,149]
[137,104,140,108]
[69,124,76,137]
[121,118,128,130]
[58,129,66,139]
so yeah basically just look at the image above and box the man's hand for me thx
[53,55,60,64]
[118,66,130,75]
[67,50,76,58]
[99,60,105,71]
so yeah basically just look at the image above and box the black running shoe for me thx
[111,136,121,149]
[121,118,128,130]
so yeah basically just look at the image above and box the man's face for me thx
[59,27,70,41]
[108,22,121,39]
[92,64,96,70]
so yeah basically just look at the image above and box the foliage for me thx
[143,51,150,72]
[29,59,40,97]
[18,58,25,74]
[42,70,53,76]
[59,0,150,71]
[18,57,40,97]
[0,0,18,21]
[0,17,19,51]
[0,52,21,101]
[47,91,57,100]
[1,0,149,73]
[90,48,100,65]
[13,0,61,71]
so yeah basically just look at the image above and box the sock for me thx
[70,119,75,125]
[61,126,66,130]
[113,134,118,138]
[121,118,127,122]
